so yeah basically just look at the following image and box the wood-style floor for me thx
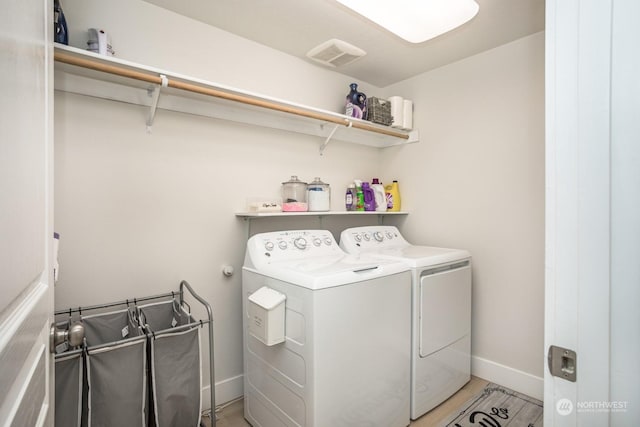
[203,376,490,427]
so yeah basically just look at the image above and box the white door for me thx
[0,0,55,426]
[545,0,640,425]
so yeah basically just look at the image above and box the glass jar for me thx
[307,177,331,212]
[281,176,308,212]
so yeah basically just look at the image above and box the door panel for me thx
[11,346,47,427]
[544,1,612,423]
[610,0,640,423]
[0,0,54,425]
[419,265,471,357]
[545,0,640,425]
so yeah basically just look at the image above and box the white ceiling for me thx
[142,0,545,87]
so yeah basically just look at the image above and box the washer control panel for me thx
[248,230,342,263]
[339,226,408,253]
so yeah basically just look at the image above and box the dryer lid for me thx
[339,226,470,268]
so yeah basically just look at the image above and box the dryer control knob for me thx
[354,234,362,242]
[363,233,371,241]
[385,231,394,239]
[324,237,333,246]
[313,238,322,247]
[294,237,307,250]
[373,231,383,242]
[265,241,275,251]
[278,240,288,250]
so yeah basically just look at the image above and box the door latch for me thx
[548,345,577,382]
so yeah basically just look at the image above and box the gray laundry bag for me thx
[83,307,142,347]
[55,347,83,427]
[83,308,147,427]
[139,300,202,427]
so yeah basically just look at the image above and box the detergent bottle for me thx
[385,180,401,212]
[362,182,375,211]
[371,178,387,212]
[354,180,365,211]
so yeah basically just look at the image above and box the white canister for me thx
[307,177,331,212]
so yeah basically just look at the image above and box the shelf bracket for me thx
[146,74,168,132]
[319,120,351,155]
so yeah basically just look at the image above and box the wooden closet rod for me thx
[54,51,409,140]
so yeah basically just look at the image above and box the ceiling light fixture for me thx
[334,0,480,44]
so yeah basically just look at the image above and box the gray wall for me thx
[383,32,545,390]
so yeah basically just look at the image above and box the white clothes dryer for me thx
[339,226,472,420]
[242,230,412,427]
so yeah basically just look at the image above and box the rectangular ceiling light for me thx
[335,0,479,43]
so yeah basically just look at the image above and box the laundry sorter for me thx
[53,280,215,427]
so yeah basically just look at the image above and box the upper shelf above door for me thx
[53,44,419,151]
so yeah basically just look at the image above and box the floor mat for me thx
[440,383,543,426]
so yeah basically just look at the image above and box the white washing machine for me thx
[339,226,471,420]
[242,230,412,427]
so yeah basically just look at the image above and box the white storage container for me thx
[248,286,286,345]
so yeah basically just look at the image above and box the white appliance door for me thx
[419,263,471,357]
[0,0,55,425]
[545,0,640,425]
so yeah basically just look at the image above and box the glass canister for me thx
[307,177,331,212]
[282,175,308,212]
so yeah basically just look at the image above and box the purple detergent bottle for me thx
[362,182,375,211]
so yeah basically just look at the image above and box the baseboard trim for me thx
[201,374,244,410]
[204,360,544,409]
[471,355,543,400]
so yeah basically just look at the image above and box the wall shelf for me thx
[236,211,408,238]
[53,44,419,151]
[235,211,408,218]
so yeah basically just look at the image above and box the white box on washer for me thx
[248,286,286,346]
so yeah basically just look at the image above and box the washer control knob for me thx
[324,237,333,246]
[313,238,322,247]
[264,241,275,251]
[373,231,383,242]
[363,233,371,241]
[294,237,307,250]
[278,240,288,250]
[386,231,394,239]
[354,234,362,242]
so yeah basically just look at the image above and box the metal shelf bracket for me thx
[319,120,351,155]
[146,74,168,132]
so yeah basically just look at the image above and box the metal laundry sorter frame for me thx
[53,280,215,427]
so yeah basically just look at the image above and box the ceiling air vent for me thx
[306,39,366,68]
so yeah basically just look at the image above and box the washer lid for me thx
[244,252,409,290]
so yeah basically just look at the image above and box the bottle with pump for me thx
[362,182,375,211]
[371,178,387,212]
[385,180,401,212]
[345,184,355,211]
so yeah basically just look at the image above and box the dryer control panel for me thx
[339,226,408,253]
